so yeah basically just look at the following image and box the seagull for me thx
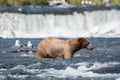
[27,41,33,49]
[14,40,21,52]
[27,41,34,54]
[12,40,34,53]
[15,40,21,48]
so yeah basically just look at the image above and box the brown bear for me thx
[36,37,94,59]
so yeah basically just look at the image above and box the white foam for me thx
[11,65,26,70]
[20,53,35,57]
[0,68,7,71]
[36,62,120,78]
[0,69,7,79]
[20,53,29,57]
[0,75,6,80]
[116,78,120,80]
[6,62,120,79]
[0,10,120,38]
[75,62,120,70]
[8,74,28,79]
[44,67,120,78]
[36,66,120,78]
[27,62,42,68]
[89,62,120,70]
[11,65,42,74]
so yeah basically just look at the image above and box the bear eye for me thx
[86,42,89,46]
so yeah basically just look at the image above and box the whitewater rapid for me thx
[0,10,120,38]
[0,61,120,79]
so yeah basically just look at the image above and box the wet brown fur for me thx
[36,37,93,59]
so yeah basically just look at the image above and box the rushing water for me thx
[0,38,120,80]
[0,10,120,38]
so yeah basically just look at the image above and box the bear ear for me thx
[77,38,81,42]
[77,38,84,42]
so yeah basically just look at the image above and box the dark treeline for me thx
[0,0,49,6]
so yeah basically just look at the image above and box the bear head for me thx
[75,38,94,50]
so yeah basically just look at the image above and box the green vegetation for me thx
[91,0,102,4]
[0,0,8,6]
[68,0,81,5]
[0,0,27,6]
[0,0,120,6]
[110,0,120,4]
[0,0,49,6]
[95,0,120,4]
[31,0,49,5]
[69,0,120,5]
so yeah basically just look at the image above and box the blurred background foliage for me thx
[0,0,120,6]
[0,0,49,6]
[68,0,120,5]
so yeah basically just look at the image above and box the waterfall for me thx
[0,10,120,38]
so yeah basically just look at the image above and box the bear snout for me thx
[86,44,94,50]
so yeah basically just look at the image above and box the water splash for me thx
[0,10,120,38]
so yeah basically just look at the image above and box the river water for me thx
[0,38,120,80]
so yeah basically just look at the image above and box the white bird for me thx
[27,41,33,49]
[15,40,21,48]
[14,40,21,52]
